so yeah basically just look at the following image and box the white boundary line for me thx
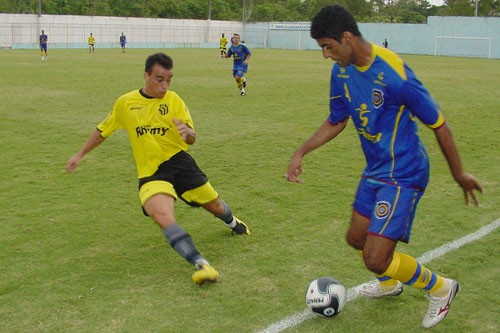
[257,218,500,333]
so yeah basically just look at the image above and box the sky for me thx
[428,0,444,5]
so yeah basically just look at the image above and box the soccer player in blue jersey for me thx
[120,32,127,53]
[66,53,250,285]
[39,30,48,61]
[225,33,251,96]
[286,5,482,329]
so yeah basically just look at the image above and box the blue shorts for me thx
[353,177,424,243]
[233,65,248,78]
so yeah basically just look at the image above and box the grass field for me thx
[0,48,499,333]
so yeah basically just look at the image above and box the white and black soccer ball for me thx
[305,277,346,317]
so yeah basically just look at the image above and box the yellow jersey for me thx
[220,36,228,49]
[97,89,194,178]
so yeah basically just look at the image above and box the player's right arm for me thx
[286,119,348,183]
[66,129,106,172]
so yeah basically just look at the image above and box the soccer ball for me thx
[305,277,346,317]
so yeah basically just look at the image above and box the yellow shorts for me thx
[139,180,218,207]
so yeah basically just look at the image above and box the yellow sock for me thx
[382,252,447,296]
[377,276,399,291]
[429,279,449,297]
[236,78,243,89]
[358,250,399,291]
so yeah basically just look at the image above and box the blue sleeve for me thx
[328,67,349,124]
[243,45,251,56]
[397,65,443,127]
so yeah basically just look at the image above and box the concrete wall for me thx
[267,17,500,58]
[0,13,498,58]
[0,13,248,49]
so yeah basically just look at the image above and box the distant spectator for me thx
[383,38,388,48]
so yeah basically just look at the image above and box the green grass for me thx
[0,48,498,333]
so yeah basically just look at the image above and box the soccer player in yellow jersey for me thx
[219,33,228,59]
[88,33,95,53]
[66,53,250,285]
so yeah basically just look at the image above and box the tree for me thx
[478,0,499,16]
[444,0,476,16]
[1,0,493,20]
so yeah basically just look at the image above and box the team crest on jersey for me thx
[372,89,384,109]
[375,201,391,219]
[158,103,169,115]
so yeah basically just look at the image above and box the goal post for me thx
[434,36,493,58]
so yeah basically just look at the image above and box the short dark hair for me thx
[145,53,173,74]
[310,4,362,42]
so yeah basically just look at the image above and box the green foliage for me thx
[443,0,499,16]
[1,0,496,22]
[0,47,499,333]
[444,0,477,16]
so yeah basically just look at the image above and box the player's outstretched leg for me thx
[163,223,219,285]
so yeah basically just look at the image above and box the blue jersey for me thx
[39,34,48,46]
[328,44,445,189]
[227,43,251,71]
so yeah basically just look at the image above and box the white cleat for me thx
[422,278,460,328]
[358,279,403,298]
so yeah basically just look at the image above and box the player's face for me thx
[232,35,240,45]
[317,35,353,67]
[143,64,173,99]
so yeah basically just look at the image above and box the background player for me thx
[88,33,95,53]
[219,33,228,59]
[286,4,482,329]
[120,32,127,53]
[66,53,250,285]
[39,30,48,61]
[225,33,251,96]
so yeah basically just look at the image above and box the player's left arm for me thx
[433,122,482,206]
[243,46,251,64]
[400,78,482,206]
